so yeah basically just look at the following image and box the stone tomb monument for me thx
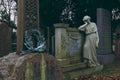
[54,23,103,79]
[54,23,84,65]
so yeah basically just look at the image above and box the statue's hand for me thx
[84,22,88,25]
[96,41,99,48]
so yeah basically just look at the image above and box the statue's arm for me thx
[78,23,88,31]
[94,23,99,48]
[96,31,99,48]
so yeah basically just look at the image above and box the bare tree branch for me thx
[0,0,17,29]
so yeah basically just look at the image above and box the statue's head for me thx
[83,15,91,23]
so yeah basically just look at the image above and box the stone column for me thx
[115,24,120,57]
[17,0,40,53]
[97,8,114,64]
[17,0,24,53]
[54,23,69,59]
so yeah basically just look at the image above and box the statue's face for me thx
[83,20,87,23]
[87,19,91,23]
[84,19,90,23]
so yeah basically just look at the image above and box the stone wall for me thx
[0,22,12,57]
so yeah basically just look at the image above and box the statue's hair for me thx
[83,15,91,21]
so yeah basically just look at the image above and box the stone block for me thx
[97,54,115,64]
[0,22,12,57]
[0,53,63,80]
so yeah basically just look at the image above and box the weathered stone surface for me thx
[97,8,112,55]
[115,25,120,57]
[54,23,68,59]
[54,23,84,65]
[97,8,114,64]
[66,28,84,63]
[0,52,19,80]
[0,53,63,80]
[0,22,12,57]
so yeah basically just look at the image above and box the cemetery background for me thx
[0,0,120,80]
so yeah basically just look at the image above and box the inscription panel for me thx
[66,28,84,63]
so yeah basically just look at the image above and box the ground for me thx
[92,58,120,76]
[76,58,120,80]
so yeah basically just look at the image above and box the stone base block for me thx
[62,62,87,72]
[97,54,115,64]
[57,59,70,66]
[64,65,103,79]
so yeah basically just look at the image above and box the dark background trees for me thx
[0,0,17,29]
[0,0,120,31]
[39,0,120,28]
[39,0,120,54]
[39,0,95,27]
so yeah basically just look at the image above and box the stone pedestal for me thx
[97,8,114,64]
[54,23,69,65]
[54,23,68,59]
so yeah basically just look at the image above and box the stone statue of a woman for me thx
[78,15,100,67]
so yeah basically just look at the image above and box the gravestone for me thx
[54,23,103,79]
[0,22,12,57]
[97,8,112,55]
[115,25,120,57]
[97,8,114,64]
